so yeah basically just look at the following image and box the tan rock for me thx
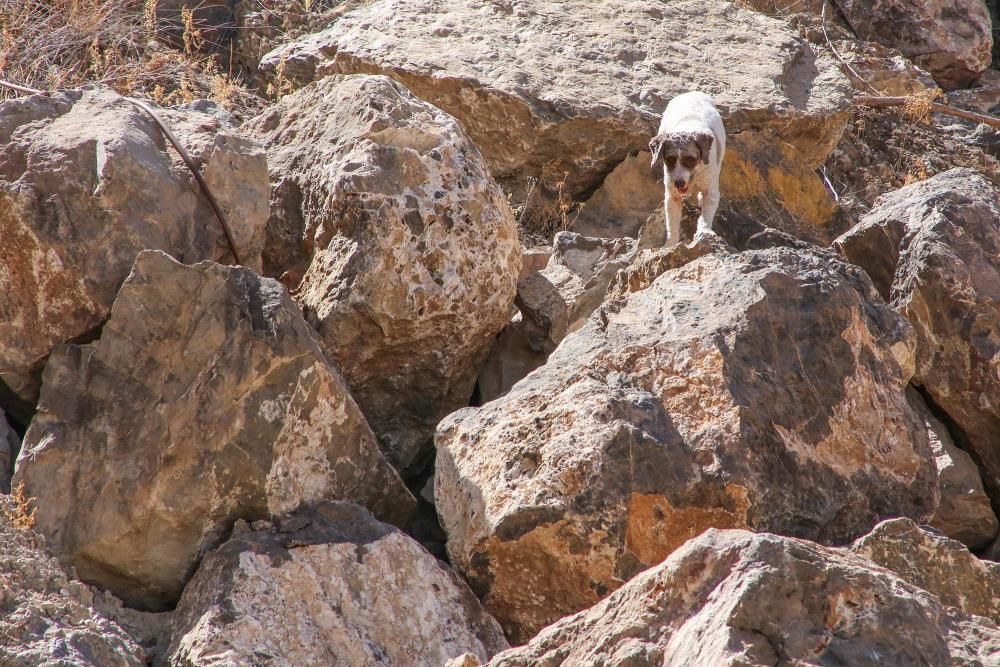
[244,74,520,474]
[834,0,993,90]
[835,169,1000,511]
[488,529,1000,666]
[164,503,508,666]
[0,87,268,407]
[13,251,414,610]
[0,497,146,666]
[260,0,850,233]
[850,518,1000,625]
[436,245,936,641]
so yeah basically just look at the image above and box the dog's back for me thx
[659,92,725,160]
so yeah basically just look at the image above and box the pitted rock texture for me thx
[0,498,146,666]
[436,245,936,641]
[245,74,520,475]
[13,251,414,610]
[908,388,998,549]
[0,87,268,407]
[850,518,1000,626]
[835,169,1000,510]
[260,0,851,230]
[833,0,993,90]
[487,529,1000,666]
[164,502,508,666]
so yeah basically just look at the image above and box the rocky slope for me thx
[0,0,999,664]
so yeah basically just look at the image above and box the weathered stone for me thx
[260,0,851,232]
[834,0,993,90]
[436,245,936,641]
[835,169,1000,509]
[0,408,17,494]
[164,502,508,666]
[573,151,663,239]
[244,74,520,474]
[518,232,637,350]
[475,317,548,405]
[13,251,414,610]
[908,387,998,549]
[488,529,1000,666]
[850,518,1000,625]
[0,87,268,407]
[0,497,146,666]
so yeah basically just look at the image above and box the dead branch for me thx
[854,95,1000,129]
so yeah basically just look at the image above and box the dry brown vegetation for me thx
[0,0,256,112]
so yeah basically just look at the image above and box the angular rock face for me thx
[850,518,1000,626]
[13,251,414,610]
[260,0,851,231]
[908,388,998,549]
[834,0,993,90]
[436,245,936,641]
[488,529,1000,666]
[244,74,520,475]
[164,502,508,666]
[0,498,146,666]
[0,87,268,407]
[835,169,1000,509]
[517,232,637,352]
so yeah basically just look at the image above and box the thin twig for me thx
[0,78,241,265]
[821,1,882,95]
[854,95,1000,129]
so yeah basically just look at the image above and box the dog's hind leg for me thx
[665,196,683,246]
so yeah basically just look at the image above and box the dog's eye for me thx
[681,156,698,169]
[665,156,677,168]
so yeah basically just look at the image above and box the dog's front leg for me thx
[694,188,720,240]
[665,195,683,246]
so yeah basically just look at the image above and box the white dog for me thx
[648,92,726,246]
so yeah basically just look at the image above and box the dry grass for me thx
[514,171,584,245]
[0,0,258,113]
[2,482,37,530]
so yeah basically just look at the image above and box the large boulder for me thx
[436,245,937,641]
[850,518,1000,626]
[260,0,851,235]
[835,169,1000,509]
[0,497,146,666]
[486,529,1000,666]
[164,502,507,666]
[0,87,268,409]
[12,251,414,610]
[833,0,993,90]
[244,75,520,475]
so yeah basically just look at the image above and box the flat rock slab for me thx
[835,168,1000,511]
[164,502,508,666]
[0,87,268,409]
[13,251,414,610]
[436,244,936,641]
[260,0,851,230]
[0,498,146,666]
[244,74,520,475]
[487,528,1000,666]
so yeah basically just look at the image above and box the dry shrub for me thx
[2,482,37,530]
[0,0,258,114]
[514,171,583,245]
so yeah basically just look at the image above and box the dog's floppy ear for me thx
[649,133,670,168]
[694,131,714,164]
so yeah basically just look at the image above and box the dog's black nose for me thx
[674,179,687,189]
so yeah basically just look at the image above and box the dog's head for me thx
[649,131,714,196]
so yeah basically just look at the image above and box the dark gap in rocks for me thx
[468,379,483,408]
[403,452,449,563]
[911,382,1000,525]
[0,379,32,436]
